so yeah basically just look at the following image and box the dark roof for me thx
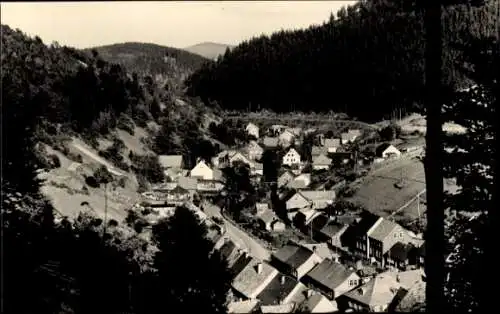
[387,242,414,262]
[310,214,329,231]
[320,222,347,238]
[354,212,380,237]
[376,143,392,156]
[220,241,237,260]
[257,274,299,305]
[304,259,357,291]
[273,244,315,269]
[230,254,253,276]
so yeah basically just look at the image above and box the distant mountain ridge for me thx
[184,42,235,60]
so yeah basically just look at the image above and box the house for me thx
[271,243,323,279]
[312,154,332,171]
[324,138,341,153]
[244,140,264,160]
[376,143,401,159]
[384,242,415,270]
[337,273,404,312]
[158,155,184,179]
[279,130,296,148]
[190,160,223,181]
[293,208,322,227]
[298,291,339,313]
[347,211,380,258]
[285,190,336,214]
[300,190,336,210]
[263,137,279,149]
[252,162,264,176]
[318,222,350,252]
[190,160,215,180]
[232,259,279,299]
[341,129,362,144]
[256,210,285,232]
[269,124,287,135]
[278,171,296,188]
[165,185,191,204]
[217,240,253,279]
[311,146,328,158]
[286,173,311,190]
[246,122,260,139]
[282,148,301,166]
[257,274,303,306]
[306,213,330,237]
[353,216,414,267]
[299,242,337,262]
[302,259,361,300]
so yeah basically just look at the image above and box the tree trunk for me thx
[424,1,445,312]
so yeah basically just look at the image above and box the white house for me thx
[244,140,264,161]
[341,129,362,144]
[376,143,401,159]
[279,130,296,147]
[190,160,216,181]
[246,122,260,139]
[324,138,341,153]
[282,148,301,166]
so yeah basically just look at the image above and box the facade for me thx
[376,144,402,158]
[282,148,301,166]
[246,122,260,139]
[271,244,323,279]
[190,160,215,180]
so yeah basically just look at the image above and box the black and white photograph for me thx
[1,1,498,313]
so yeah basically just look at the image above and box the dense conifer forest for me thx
[186,0,497,121]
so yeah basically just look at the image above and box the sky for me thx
[1,1,356,49]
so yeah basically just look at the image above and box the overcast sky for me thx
[1,1,356,49]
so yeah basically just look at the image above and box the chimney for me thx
[280,275,286,285]
[255,262,263,274]
[312,245,318,253]
[358,288,365,296]
[306,289,314,299]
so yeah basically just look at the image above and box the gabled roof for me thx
[324,138,341,148]
[395,280,426,312]
[169,185,189,194]
[257,210,278,225]
[285,147,300,157]
[353,211,380,237]
[230,253,254,277]
[246,122,259,130]
[158,155,183,169]
[304,259,358,291]
[272,243,318,270]
[368,218,401,245]
[312,154,332,165]
[376,143,395,155]
[263,137,279,147]
[312,146,328,156]
[228,299,259,314]
[232,259,279,299]
[300,292,338,313]
[342,274,402,307]
[299,242,334,261]
[300,190,336,202]
[247,140,264,151]
[257,274,299,305]
[320,222,348,238]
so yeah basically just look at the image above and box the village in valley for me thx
[136,115,429,313]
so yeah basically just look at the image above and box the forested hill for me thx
[86,42,212,77]
[186,0,497,122]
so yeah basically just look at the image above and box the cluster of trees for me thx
[186,0,497,121]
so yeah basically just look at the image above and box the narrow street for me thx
[202,201,271,261]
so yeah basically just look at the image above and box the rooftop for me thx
[228,299,259,314]
[320,222,348,238]
[300,190,336,202]
[324,138,341,148]
[260,303,296,314]
[232,259,279,299]
[273,244,317,269]
[312,154,332,165]
[158,155,183,169]
[304,259,357,291]
[257,274,299,305]
[395,280,426,312]
[263,137,279,147]
[299,242,334,261]
[368,218,400,244]
[342,274,402,307]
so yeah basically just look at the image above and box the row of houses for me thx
[217,238,425,313]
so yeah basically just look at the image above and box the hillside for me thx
[86,42,211,76]
[184,42,234,60]
[186,0,497,122]
[1,24,221,222]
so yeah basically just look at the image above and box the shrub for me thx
[48,154,61,169]
[117,114,135,135]
[85,176,100,188]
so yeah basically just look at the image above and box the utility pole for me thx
[103,182,108,238]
